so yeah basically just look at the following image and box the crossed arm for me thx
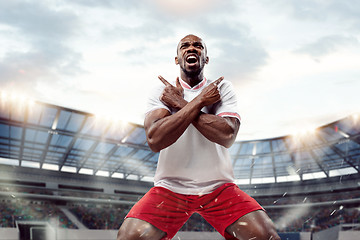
[144,76,240,152]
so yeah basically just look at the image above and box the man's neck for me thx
[180,72,204,88]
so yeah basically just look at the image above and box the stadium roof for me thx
[0,99,359,184]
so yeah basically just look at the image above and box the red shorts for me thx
[126,183,264,240]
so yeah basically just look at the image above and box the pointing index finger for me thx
[214,76,224,86]
[158,75,171,86]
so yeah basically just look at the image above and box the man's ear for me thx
[206,56,209,64]
[175,56,179,65]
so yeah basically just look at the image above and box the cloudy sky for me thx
[0,0,359,141]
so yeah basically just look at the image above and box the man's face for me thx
[175,35,209,76]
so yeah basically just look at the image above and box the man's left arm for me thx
[193,113,240,148]
[194,80,241,148]
[159,76,240,148]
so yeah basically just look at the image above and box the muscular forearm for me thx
[171,99,239,148]
[145,99,203,152]
[147,76,231,151]
[193,113,239,148]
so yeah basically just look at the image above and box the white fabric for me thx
[146,77,241,195]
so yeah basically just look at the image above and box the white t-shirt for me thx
[146,77,241,195]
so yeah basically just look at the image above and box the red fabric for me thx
[126,183,263,240]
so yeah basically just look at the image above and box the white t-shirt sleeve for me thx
[145,84,171,115]
[215,80,241,122]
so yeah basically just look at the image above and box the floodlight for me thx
[79,168,94,175]
[42,163,59,171]
[61,166,77,173]
[111,172,124,179]
[95,170,109,177]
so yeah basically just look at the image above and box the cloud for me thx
[294,35,359,57]
[71,0,143,9]
[0,1,84,93]
[209,37,268,82]
[193,20,268,82]
[0,46,84,94]
[67,0,267,80]
[151,0,236,17]
[0,1,78,40]
[273,0,360,32]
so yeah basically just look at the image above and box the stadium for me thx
[0,97,359,240]
[1,1,360,240]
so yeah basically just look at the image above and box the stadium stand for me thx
[0,100,359,239]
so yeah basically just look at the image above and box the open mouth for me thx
[186,55,198,64]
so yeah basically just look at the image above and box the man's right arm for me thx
[144,77,222,152]
[144,99,203,152]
